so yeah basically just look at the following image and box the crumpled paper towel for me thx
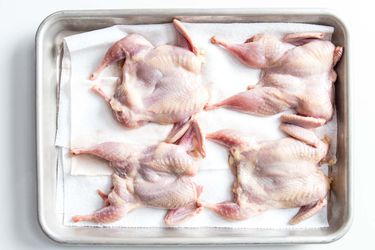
[57,22,335,228]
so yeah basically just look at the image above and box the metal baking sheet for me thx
[36,9,351,245]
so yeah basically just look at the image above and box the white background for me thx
[0,0,370,249]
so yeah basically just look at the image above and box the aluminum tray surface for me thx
[36,9,351,245]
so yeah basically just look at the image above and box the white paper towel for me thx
[57,22,335,228]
